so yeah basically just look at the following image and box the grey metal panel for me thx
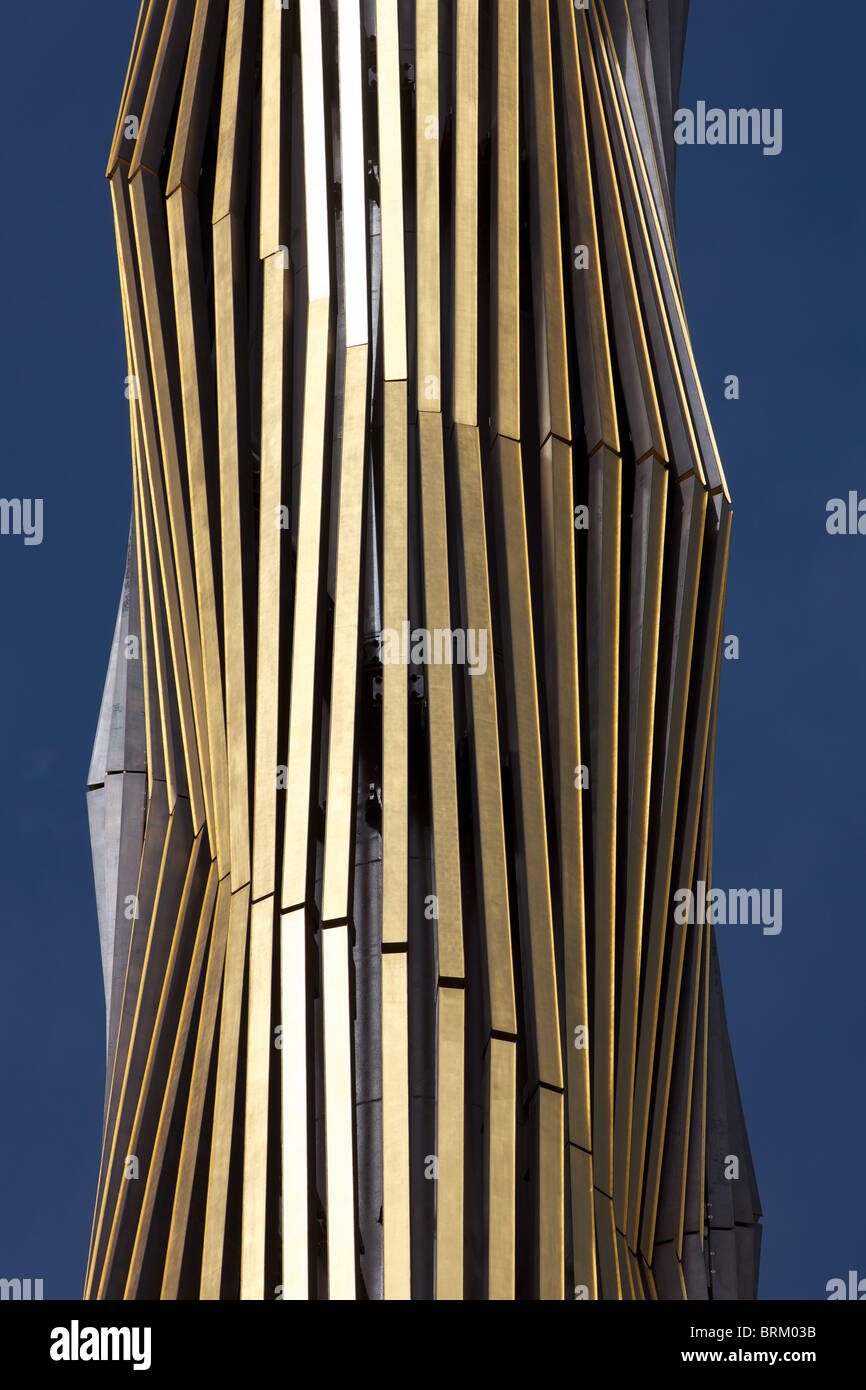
[625,0,675,239]
[106,526,147,776]
[88,542,127,789]
[735,1221,759,1302]
[682,1231,708,1299]
[103,771,149,1072]
[652,1241,684,1299]
[86,786,110,1005]
[705,929,736,1232]
[708,1225,738,1301]
[88,528,149,1050]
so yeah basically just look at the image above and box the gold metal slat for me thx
[453,426,517,1295]
[536,1087,565,1300]
[494,438,561,1092]
[200,884,250,1297]
[130,169,214,839]
[453,0,478,426]
[280,0,332,910]
[260,0,288,259]
[555,0,618,456]
[568,1145,598,1299]
[527,0,570,445]
[486,1038,516,1299]
[381,379,410,1295]
[417,413,463,977]
[492,0,519,441]
[213,0,254,223]
[544,436,590,1138]
[436,986,465,1300]
[213,208,252,886]
[321,345,368,921]
[453,426,516,1037]
[252,251,292,901]
[540,437,596,1293]
[322,0,370,924]
[166,184,231,873]
[214,0,256,884]
[375,0,408,383]
[382,379,408,949]
[417,411,465,1298]
[382,950,411,1298]
[415,0,440,412]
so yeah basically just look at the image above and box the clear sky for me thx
[0,1,863,1301]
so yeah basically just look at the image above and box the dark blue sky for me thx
[0,2,862,1301]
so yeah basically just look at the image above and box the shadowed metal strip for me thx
[129,0,197,179]
[612,458,668,1231]
[167,0,229,196]
[586,446,622,1196]
[576,13,666,464]
[107,1,167,178]
[96,830,208,1297]
[86,793,190,1296]
[241,895,275,1298]
[124,861,218,1296]
[161,874,232,1298]
[526,0,570,445]
[555,0,619,456]
[627,477,706,1246]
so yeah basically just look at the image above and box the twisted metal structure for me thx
[85,0,761,1300]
